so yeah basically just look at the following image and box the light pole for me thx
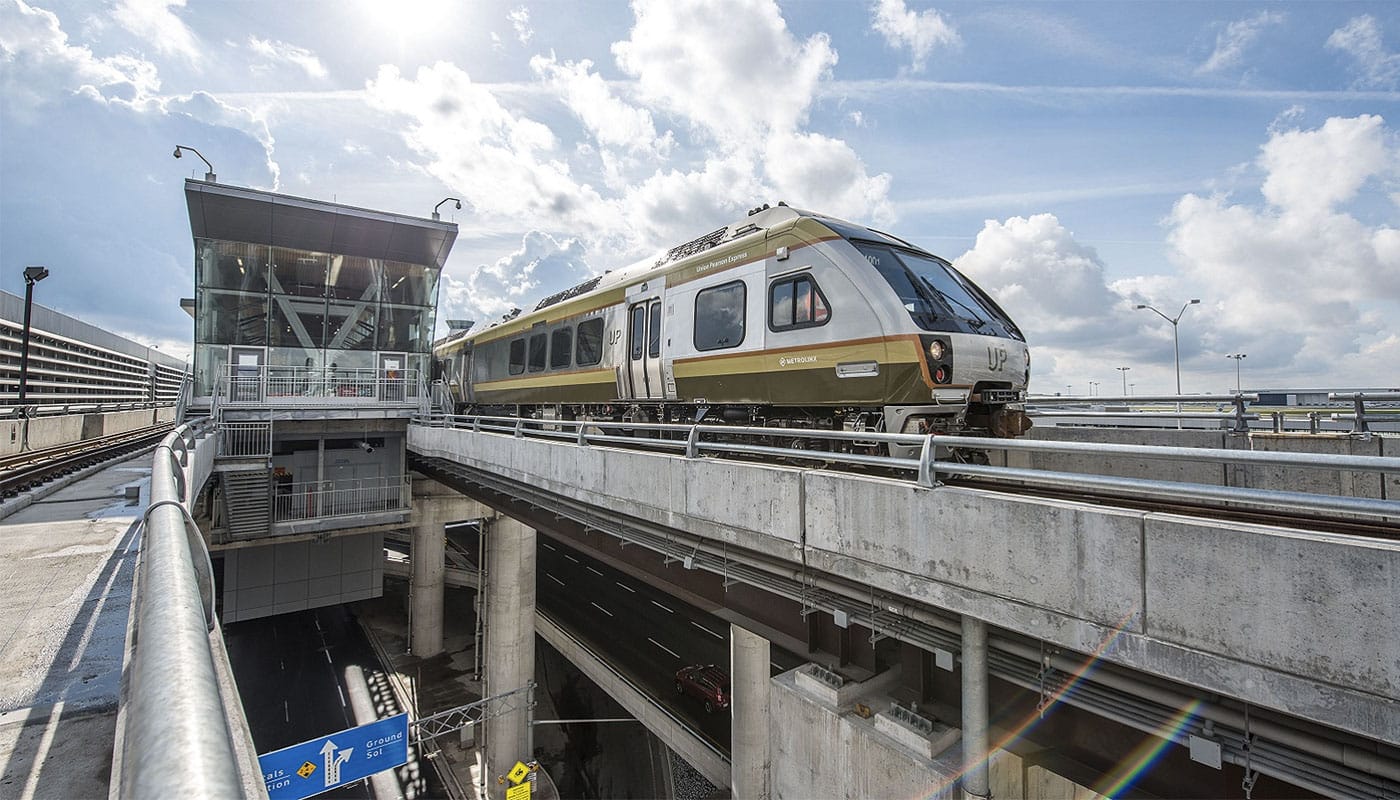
[1226,353,1247,393]
[1134,299,1200,397]
[1115,366,1130,395]
[172,145,216,182]
[18,265,49,404]
[1088,381,1100,396]
[433,197,462,221]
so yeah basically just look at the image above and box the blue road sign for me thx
[258,713,410,800]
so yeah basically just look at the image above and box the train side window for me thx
[527,333,547,372]
[648,302,661,358]
[694,280,746,351]
[769,274,830,331]
[576,318,604,366]
[629,305,646,361]
[550,327,573,370]
[508,339,526,375]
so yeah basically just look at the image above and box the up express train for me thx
[434,204,1032,441]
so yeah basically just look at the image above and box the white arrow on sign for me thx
[319,739,354,787]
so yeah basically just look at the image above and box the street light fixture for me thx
[172,145,216,182]
[18,266,50,405]
[1136,298,1200,427]
[1088,381,1100,396]
[433,197,462,221]
[1226,353,1247,393]
[1115,366,1130,395]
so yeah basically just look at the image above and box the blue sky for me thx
[3,0,1399,395]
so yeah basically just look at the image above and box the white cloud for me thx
[529,54,673,157]
[508,6,533,45]
[1196,10,1284,75]
[247,36,328,80]
[870,0,959,74]
[441,231,593,329]
[1165,115,1400,372]
[763,131,893,223]
[612,0,837,149]
[953,214,1134,348]
[0,0,162,111]
[111,0,200,63]
[1326,15,1400,89]
[365,62,612,231]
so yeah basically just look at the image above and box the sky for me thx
[3,0,1400,396]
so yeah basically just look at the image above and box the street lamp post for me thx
[1115,366,1130,395]
[18,265,50,404]
[1088,381,1100,396]
[1135,299,1201,426]
[172,145,216,182]
[432,197,462,221]
[1226,353,1247,393]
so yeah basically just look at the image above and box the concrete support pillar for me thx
[484,515,536,794]
[409,490,488,658]
[961,615,990,800]
[410,499,446,657]
[731,624,771,800]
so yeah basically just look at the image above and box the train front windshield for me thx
[855,243,1023,340]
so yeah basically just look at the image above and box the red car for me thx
[675,664,730,713]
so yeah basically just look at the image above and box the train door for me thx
[623,280,666,400]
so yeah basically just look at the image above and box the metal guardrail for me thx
[1028,391,1400,435]
[418,413,1400,522]
[273,476,411,522]
[219,420,272,457]
[0,400,175,419]
[119,419,258,798]
[221,366,422,406]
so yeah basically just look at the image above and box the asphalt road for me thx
[223,605,379,799]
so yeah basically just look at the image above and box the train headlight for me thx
[928,340,946,361]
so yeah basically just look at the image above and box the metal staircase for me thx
[221,468,272,540]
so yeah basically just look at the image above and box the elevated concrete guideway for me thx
[408,423,1400,751]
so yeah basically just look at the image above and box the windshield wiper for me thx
[915,275,986,329]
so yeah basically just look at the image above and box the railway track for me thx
[0,423,176,499]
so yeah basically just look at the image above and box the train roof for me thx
[435,204,897,353]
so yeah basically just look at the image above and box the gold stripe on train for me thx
[474,367,616,392]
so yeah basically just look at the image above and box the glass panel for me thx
[576,318,604,366]
[269,247,328,298]
[527,333,547,372]
[648,302,661,358]
[550,328,573,369]
[269,294,327,349]
[694,281,745,351]
[629,305,645,360]
[326,255,380,303]
[325,299,378,351]
[193,343,226,397]
[382,261,439,305]
[813,286,830,322]
[795,279,812,324]
[509,339,526,374]
[770,280,794,328]
[197,240,268,292]
[378,304,430,352]
[196,287,268,345]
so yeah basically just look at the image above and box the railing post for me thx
[917,436,941,488]
[576,421,589,446]
[514,417,524,438]
[1230,395,1250,434]
[685,425,700,458]
[1350,395,1371,436]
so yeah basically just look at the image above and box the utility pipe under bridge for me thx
[407,415,1400,800]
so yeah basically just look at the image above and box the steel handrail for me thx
[118,419,256,799]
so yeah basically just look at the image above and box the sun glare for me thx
[357,0,457,41]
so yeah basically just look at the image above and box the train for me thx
[433,203,1032,442]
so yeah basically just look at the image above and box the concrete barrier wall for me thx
[0,408,173,457]
[1015,427,1228,484]
[100,408,160,436]
[1226,433,1386,499]
[408,425,1400,744]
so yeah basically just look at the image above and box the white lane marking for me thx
[280,660,284,671]
[337,685,347,708]
[547,573,565,586]
[563,554,579,564]
[691,621,723,640]
[314,615,322,632]
[650,600,674,613]
[586,566,604,577]
[590,602,614,617]
[771,661,782,671]
[283,700,289,722]
[615,581,635,593]
[542,542,556,551]
[648,638,680,659]
[324,649,332,664]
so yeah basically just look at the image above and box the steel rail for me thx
[0,424,174,497]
